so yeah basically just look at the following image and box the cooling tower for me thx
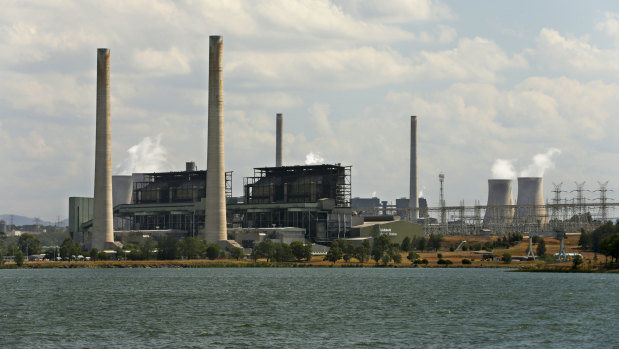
[483,179,515,227]
[112,175,133,207]
[276,113,283,167]
[409,115,418,219]
[92,48,113,250]
[515,177,548,224]
[204,35,227,242]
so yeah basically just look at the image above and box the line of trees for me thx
[579,222,619,263]
[252,240,312,262]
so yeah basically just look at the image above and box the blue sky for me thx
[0,0,618,221]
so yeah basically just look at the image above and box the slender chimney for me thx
[92,48,113,250]
[205,36,227,242]
[409,115,418,220]
[276,113,283,167]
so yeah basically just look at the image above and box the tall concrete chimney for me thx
[409,115,418,220]
[205,36,227,242]
[276,113,283,167]
[92,48,113,250]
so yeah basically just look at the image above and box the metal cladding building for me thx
[483,179,515,230]
[114,164,233,236]
[228,164,353,243]
[515,177,549,225]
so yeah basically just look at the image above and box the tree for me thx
[230,247,243,260]
[180,237,204,259]
[407,251,419,262]
[578,229,591,250]
[392,252,402,264]
[18,233,42,255]
[157,237,179,260]
[290,241,306,261]
[400,236,412,252]
[600,233,619,263]
[380,254,391,266]
[139,239,157,260]
[253,239,275,262]
[15,250,24,266]
[572,255,583,269]
[371,234,391,262]
[303,242,313,262]
[274,243,293,262]
[428,234,444,252]
[536,238,546,257]
[206,244,220,260]
[89,248,99,261]
[60,237,80,260]
[324,247,342,263]
[97,251,109,260]
[502,252,512,264]
[354,243,370,263]
[417,236,427,251]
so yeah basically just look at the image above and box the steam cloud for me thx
[304,152,324,165]
[491,159,516,179]
[490,148,561,179]
[115,135,172,175]
[520,148,561,177]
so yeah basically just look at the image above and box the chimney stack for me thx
[409,115,418,220]
[205,36,227,242]
[276,113,283,167]
[92,48,114,250]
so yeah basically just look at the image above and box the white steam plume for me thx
[520,148,561,177]
[115,135,172,175]
[491,159,516,179]
[304,152,324,165]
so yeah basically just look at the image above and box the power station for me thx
[68,37,617,248]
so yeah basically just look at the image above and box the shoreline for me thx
[1,259,616,273]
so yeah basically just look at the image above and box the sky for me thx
[1,0,618,222]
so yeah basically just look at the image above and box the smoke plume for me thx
[491,159,516,179]
[115,135,172,175]
[519,148,561,177]
[304,152,324,165]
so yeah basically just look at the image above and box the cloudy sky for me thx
[1,0,618,221]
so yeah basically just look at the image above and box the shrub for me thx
[437,253,443,259]
[97,251,109,261]
[407,251,419,262]
[15,251,25,267]
[449,246,455,252]
[206,244,220,260]
[502,252,512,264]
[572,255,583,269]
[461,258,472,265]
[437,259,453,265]
[421,258,429,265]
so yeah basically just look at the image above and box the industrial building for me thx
[350,216,422,244]
[228,164,353,243]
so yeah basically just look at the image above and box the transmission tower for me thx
[595,181,613,223]
[551,182,563,223]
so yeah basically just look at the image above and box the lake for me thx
[0,268,617,348]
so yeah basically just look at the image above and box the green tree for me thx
[417,236,427,251]
[354,242,370,263]
[400,236,412,252]
[371,234,391,262]
[206,244,220,260]
[428,234,444,252]
[274,243,293,262]
[157,237,179,260]
[15,250,25,266]
[180,237,204,259]
[392,252,402,264]
[230,247,243,260]
[572,255,583,269]
[303,242,313,262]
[536,238,546,257]
[324,247,342,263]
[139,239,157,260]
[600,233,619,263]
[18,233,42,255]
[253,239,276,262]
[502,252,512,264]
[60,237,80,260]
[380,254,391,266]
[97,251,109,260]
[89,248,99,261]
[290,241,306,261]
[578,229,591,250]
[407,251,419,262]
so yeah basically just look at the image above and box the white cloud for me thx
[535,28,619,77]
[596,12,619,44]
[336,0,452,23]
[133,46,191,75]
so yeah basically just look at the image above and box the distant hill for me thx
[0,215,68,227]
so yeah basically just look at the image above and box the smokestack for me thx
[276,113,283,167]
[205,35,227,242]
[92,48,113,250]
[483,179,515,228]
[409,115,418,220]
[515,177,548,225]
